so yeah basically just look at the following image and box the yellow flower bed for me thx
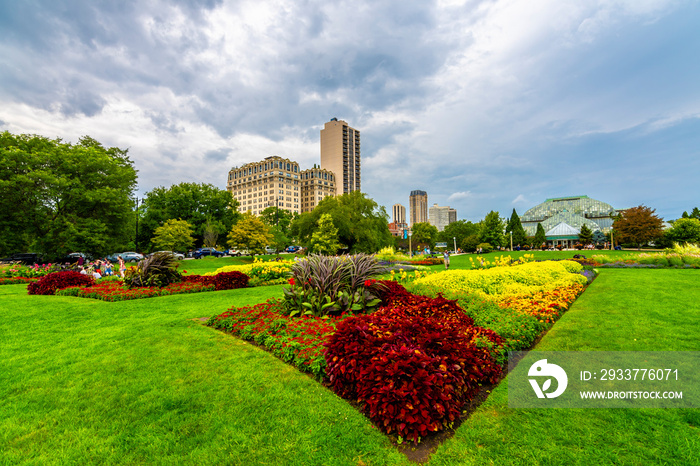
[413,260,586,299]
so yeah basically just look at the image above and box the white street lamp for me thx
[453,236,457,254]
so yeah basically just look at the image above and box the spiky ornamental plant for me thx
[282,254,387,317]
[126,252,182,288]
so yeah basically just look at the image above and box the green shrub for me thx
[476,242,493,253]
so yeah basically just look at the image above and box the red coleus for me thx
[324,283,503,443]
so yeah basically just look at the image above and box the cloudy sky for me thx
[1,0,699,222]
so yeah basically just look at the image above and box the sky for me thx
[1,0,699,222]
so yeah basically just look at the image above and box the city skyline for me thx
[1,1,698,222]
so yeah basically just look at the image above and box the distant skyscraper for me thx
[392,204,406,225]
[320,118,360,194]
[409,190,428,227]
[429,203,457,231]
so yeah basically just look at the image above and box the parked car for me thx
[0,252,43,264]
[59,252,91,264]
[119,252,144,263]
[151,251,185,260]
[193,247,225,259]
[225,248,242,256]
[285,245,300,253]
[264,246,277,254]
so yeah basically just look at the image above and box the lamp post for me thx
[134,196,140,253]
[610,227,614,251]
[408,231,413,257]
[453,236,457,254]
[510,231,513,251]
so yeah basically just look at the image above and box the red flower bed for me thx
[214,271,249,290]
[409,258,443,266]
[59,280,215,301]
[325,301,502,443]
[207,300,343,379]
[0,277,38,285]
[28,271,95,295]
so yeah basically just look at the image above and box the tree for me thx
[227,212,272,255]
[0,132,137,259]
[437,220,479,249]
[461,234,481,253]
[578,224,593,245]
[666,218,700,245]
[202,217,224,248]
[505,209,527,248]
[152,219,195,252]
[259,206,296,237]
[411,222,439,251]
[140,182,239,251]
[309,214,343,255]
[534,223,547,247]
[291,191,393,253]
[613,205,663,248]
[479,211,505,248]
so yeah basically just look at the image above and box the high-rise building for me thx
[227,156,301,216]
[429,203,457,231]
[320,118,361,194]
[300,166,337,213]
[409,190,428,227]
[392,204,406,225]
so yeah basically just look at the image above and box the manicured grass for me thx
[2,267,698,464]
[429,269,700,465]
[0,284,408,465]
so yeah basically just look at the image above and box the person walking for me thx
[443,250,450,269]
[118,256,126,278]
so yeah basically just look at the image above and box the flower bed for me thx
[208,280,503,444]
[206,300,342,379]
[0,277,38,285]
[413,260,587,298]
[207,259,596,444]
[57,280,215,301]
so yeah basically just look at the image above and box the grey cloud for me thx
[204,148,230,162]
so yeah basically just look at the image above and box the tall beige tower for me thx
[409,190,428,227]
[392,203,406,225]
[320,118,360,194]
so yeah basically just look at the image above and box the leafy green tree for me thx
[268,225,289,255]
[140,182,239,250]
[227,212,272,255]
[259,206,296,236]
[309,213,343,255]
[534,223,547,247]
[290,191,393,253]
[0,132,137,259]
[152,219,195,252]
[479,211,505,248]
[437,220,479,249]
[461,234,481,253]
[683,207,700,220]
[505,209,527,248]
[201,218,220,248]
[411,222,438,251]
[578,224,594,245]
[666,218,700,245]
[613,205,663,248]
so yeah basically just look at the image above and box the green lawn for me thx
[1,266,698,465]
